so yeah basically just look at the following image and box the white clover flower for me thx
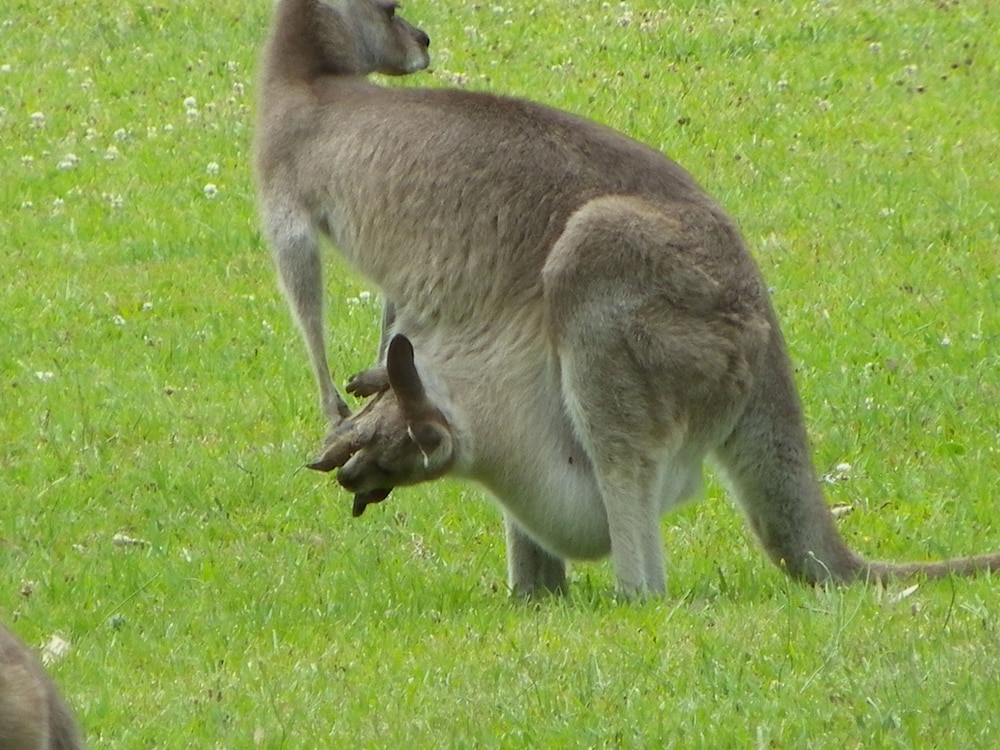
[821,462,853,485]
[232,81,245,97]
[30,111,45,128]
[438,70,469,86]
[1,64,11,74]
[203,183,218,199]
[35,371,55,381]
[104,146,119,161]
[112,315,127,326]
[41,635,71,666]
[183,95,197,109]
[21,155,33,166]
[206,161,220,175]
[85,127,98,141]
[57,153,80,170]
[113,128,128,141]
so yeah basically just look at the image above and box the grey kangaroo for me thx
[254,0,1000,596]
[0,624,84,750]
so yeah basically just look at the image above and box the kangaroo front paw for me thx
[347,366,390,397]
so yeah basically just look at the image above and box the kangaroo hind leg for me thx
[543,195,768,596]
[504,514,567,597]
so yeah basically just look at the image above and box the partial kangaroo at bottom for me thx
[0,624,84,750]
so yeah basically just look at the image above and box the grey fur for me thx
[0,625,84,750]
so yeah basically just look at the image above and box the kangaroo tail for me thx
[858,553,1000,585]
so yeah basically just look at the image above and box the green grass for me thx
[2,0,998,746]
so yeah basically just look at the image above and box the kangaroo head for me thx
[309,334,455,515]
[313,0,431,76]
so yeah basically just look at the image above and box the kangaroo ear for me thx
[386,334,437,421]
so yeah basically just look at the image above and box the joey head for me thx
[310,335,455,517]
[255,0,1000,596]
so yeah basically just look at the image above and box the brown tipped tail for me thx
[858,552,1000,585]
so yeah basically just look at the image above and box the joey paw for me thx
[347,366,391,397]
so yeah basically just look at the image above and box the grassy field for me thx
[2,0,998,746]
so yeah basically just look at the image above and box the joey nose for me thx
[417,30,430,48]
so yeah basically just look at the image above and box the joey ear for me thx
[407,420,449,458]
[386,334,438,421]
[387,334,453,460]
